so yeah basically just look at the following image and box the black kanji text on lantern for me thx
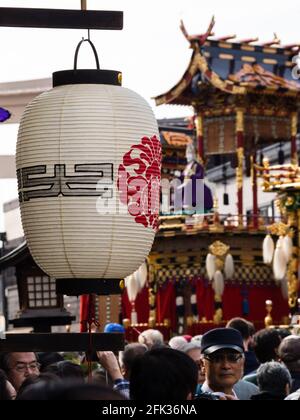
[17,163,114,202]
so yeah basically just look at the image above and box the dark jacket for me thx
[251,391,286,401]
[244,351,259,376]
[291,372,300,393]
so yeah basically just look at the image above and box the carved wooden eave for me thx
[154,48,246,107]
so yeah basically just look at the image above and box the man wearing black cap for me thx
[199,328,246,399]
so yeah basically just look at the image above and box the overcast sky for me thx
[1,0,300,231]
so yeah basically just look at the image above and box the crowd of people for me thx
[0,318,299,400]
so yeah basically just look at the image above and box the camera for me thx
[194,392,221,400]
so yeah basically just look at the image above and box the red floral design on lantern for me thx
[118,135,162,230]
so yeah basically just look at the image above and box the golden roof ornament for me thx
[209,240,230,258]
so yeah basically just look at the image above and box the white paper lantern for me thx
[206,253,216,281]
[213,271,225,296]
[224,254,235,280]
[263,235,275,265]
[16,60,161,281]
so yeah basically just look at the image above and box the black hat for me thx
[201,328,244,355]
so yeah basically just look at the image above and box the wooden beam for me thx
[0,8,123,30]
[0,333,124,352]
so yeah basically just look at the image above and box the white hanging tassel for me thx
[124,275,129,289]
[191,293,199,322]
[224,254,235,280]
[273,238,287,281]
[281,277,289,301]
[277,236,287,266]
[126,274,140,325]
[191,294,197,305]
[206,253,216,281]
[176,296,185,335]
[283,235,293,263]
[176,296,184,306]
[136,262,148,290]
[178,323,184,335]
[126,274,140,303]
[263,235,275,265]
[131,307,138,325]
[213,271,225,296]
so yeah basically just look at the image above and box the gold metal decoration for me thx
[264,300,273,327]
[148,286,156,327]
[209,241,230,258]
[236,109,245,132]
[286,263,299,309]
[236,147,244,190]
[208,241,234,323]
[186,316,194,327]
[195,53,246,95]
[81,0,87,10]
[195,114,204,136]
[291,112,298,137]
[163,318,171,328]
[196,113,205,165]
[257,158,300,314]
[209,199,224,233]
[122,318,131,329]
[213,308,223,325]
[148,314,156,328]
[256,160,300,193]
[268,222,290,237]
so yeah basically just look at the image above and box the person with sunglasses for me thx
[197,328,246,400]
[0,352,40,391]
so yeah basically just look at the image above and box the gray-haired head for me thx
[182,342,201,355]
[279,335,300,372]
[257,362,292,397]
[168,336,187,352]
[119,343,148,379]
[138,329,164,349]
[191,335,203,346]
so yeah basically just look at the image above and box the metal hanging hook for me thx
[74,38,100,70]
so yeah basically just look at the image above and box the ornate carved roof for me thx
[161,131,192,147]
[154,21,300,107]
[229,63,300,93]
